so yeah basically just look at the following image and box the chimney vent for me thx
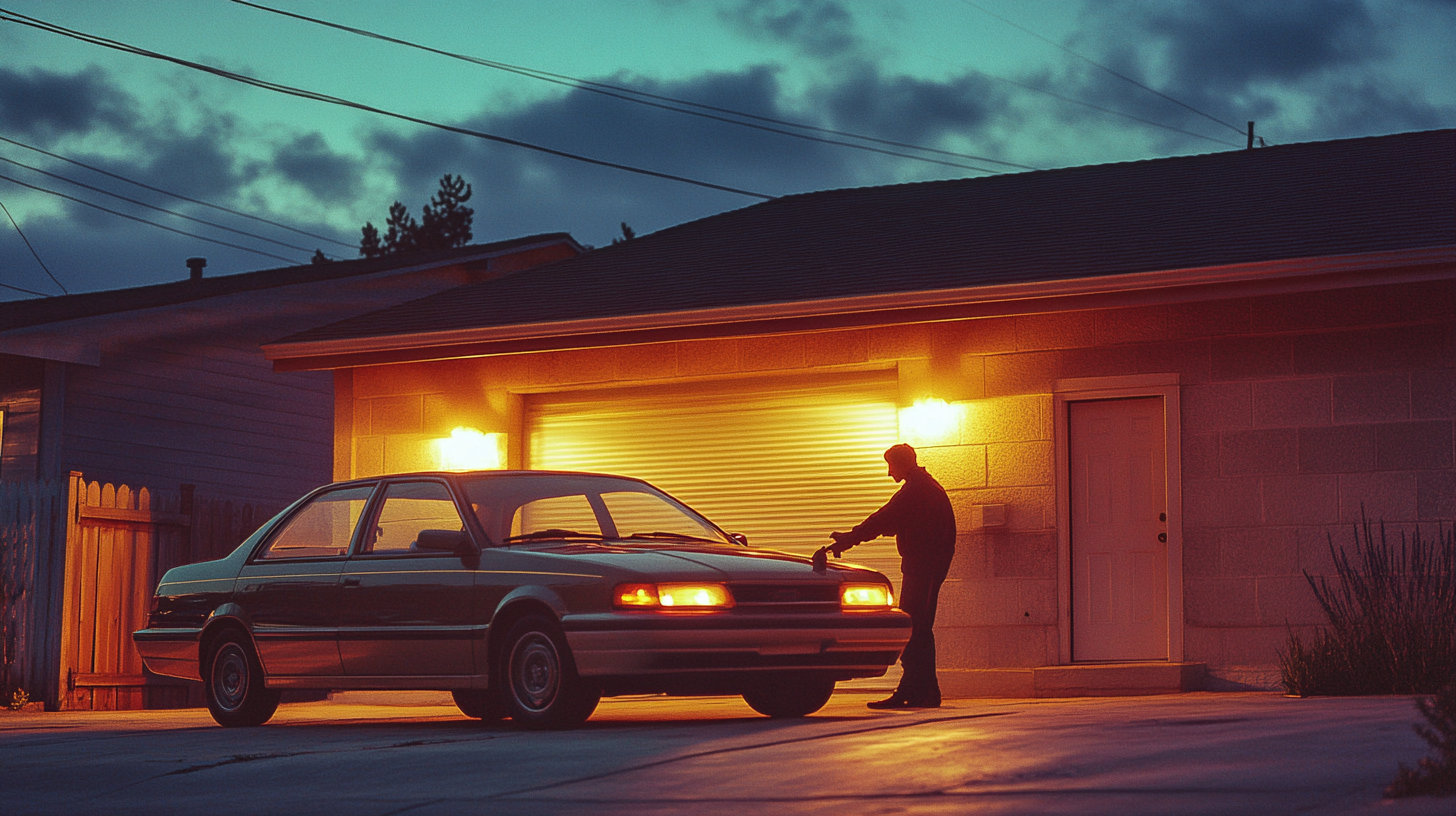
[186,257,207,281]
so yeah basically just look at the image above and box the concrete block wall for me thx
[342,276,1456,688]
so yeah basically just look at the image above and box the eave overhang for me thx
[264,245,1456,372]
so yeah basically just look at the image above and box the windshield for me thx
[460,475,733,546]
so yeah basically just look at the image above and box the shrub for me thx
[1279,515,1456,697]
[1386,680,1456,798]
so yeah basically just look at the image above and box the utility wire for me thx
[0,154,321,255]
[0,197,67,294]
[0,135,353,249]
[961,0,1247,137]
[0,279,49,297]
[0,173,301,265]
[0,7,772,201]
[230,0,1036,173]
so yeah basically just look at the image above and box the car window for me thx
[600,490,726,542]
[364,481,467,554]
[511,494,602,538]
[256,486,373,560]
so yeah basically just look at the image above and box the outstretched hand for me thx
[828,531,853,556]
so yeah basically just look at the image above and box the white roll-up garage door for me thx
[526,370,905,591]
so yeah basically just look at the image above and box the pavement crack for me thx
[492,710,1015,799]
[163,750,305,776]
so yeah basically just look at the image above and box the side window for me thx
[256,486,374,560]
[511,494,602,538]
[364,481,467,554]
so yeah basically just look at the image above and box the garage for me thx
[525,370,905,590]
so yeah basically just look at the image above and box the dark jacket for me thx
[841,466,956,573]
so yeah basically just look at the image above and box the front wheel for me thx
[743,675,836,718]
[204,630,280,727]
[501,615,600,729]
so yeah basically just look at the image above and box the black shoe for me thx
[867,693,911,709]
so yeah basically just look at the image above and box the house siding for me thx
[0,354,43,481]
[342,273,1456,690]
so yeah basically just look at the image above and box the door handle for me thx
[342,577,362,587]
[1157,532,1167,543]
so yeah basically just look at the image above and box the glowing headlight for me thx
[613,583,733,609]
[841,583,893,609]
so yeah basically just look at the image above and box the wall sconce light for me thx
[433,427,506,471]
[898,398,962,447]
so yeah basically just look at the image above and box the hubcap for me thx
[212,644,249,711]
[511,633,560,712]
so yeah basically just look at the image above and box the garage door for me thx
[526,370,904,591]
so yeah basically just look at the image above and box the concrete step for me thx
[941,662,1207,698]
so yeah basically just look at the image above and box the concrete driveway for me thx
[2,690,1453,815]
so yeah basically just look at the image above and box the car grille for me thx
[730,583,839,611]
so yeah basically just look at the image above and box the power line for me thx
[0,134,354,249]
[0,154,322,255]
[0,197,66,294]
[0,7,773,201]
[230,0,1037,174]
[961,0,1247,137]
[0,172,301,265]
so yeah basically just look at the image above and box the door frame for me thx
[1053,373,1183,664]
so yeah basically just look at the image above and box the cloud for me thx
[0,65,137,142]
[717,0,859,59]
[272,132,364,201]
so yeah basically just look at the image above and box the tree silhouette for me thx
[360,174,474,257]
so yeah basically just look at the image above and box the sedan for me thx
[134,471,912,728]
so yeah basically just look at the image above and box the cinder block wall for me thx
[342,276,1456,690]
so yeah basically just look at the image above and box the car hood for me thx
[510,540,884,582]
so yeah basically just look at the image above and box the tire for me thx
[452,689,508,722]
[500,615,600,729]
[204,630,281,727]
[743,675,836,718]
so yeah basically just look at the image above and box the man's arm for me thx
[829,488,908,554]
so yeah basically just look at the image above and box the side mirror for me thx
[729,532,749,547]
[414,529,473,554]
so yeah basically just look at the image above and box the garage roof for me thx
[268,129,1456,368]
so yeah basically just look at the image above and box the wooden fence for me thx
[0,472,277,710]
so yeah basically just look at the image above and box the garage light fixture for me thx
[898,398,962,447]
[434,427,505,471]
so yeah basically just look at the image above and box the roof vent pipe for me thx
[186,257,207,281]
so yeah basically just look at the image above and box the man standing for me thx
[830,443,956,708]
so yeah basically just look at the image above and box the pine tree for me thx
[357,174,475,257]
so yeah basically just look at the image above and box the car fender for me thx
[492,584,569,622]
[199,603,256,661]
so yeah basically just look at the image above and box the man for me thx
[830,443,956,709]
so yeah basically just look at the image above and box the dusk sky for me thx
[1,0,1453,301]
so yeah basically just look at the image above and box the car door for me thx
[337,479,478,678]
[235,484,375,677]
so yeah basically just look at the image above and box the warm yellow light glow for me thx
[613,582,734,609]
[614,583,659,607]
[434,427,505,471]
[898,398,962,446]
[841,583,893,609]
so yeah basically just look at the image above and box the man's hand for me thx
[829,531,854,556]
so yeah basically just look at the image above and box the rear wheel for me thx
[743,675,836,718]
[452,689,508,721]
[204,630,280,727]
[501,615,600,729]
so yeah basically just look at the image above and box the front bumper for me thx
[562,610,912,677]
[132,628,203,681]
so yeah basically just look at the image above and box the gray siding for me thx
[0,354,43,481]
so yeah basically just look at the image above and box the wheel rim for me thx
[510,633,560,712]
[212,643,249,712]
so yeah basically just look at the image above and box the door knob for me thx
[1157,532,1167,543]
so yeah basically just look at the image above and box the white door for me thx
[1069,397,1168,661]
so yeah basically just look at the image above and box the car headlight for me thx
[614,583,734,609]
[840,583,893,610]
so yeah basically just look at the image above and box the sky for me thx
[1,0,1453,301]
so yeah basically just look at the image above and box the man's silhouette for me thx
[831,443,956,708]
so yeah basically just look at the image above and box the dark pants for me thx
[896,560,950,701]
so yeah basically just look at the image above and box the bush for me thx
[1386,681,1456,798]
[1279,515,1456,697]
